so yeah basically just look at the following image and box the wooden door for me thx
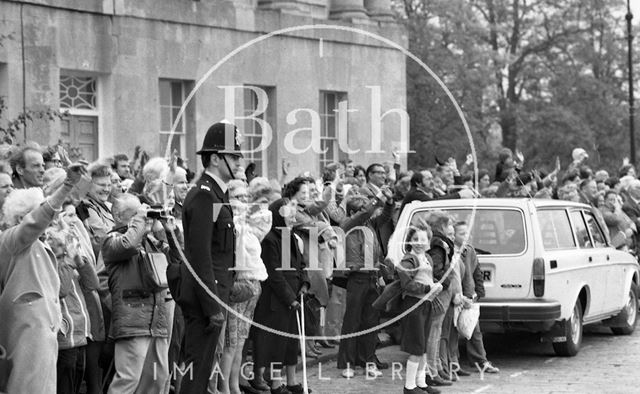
[61,115,98,161]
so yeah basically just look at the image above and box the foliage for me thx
[0,96,68,145]
[396,0,640,174]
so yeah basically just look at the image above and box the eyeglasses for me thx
[371,170,386,175]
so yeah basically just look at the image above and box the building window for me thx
[159,79,195,159]
[319,91,347,169]
[243,86,276,177]
[60,75,97,110]
[59,74,99,161]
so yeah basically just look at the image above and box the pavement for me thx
[288,324,640,394]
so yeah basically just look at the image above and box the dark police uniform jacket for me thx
[179,172,235,318]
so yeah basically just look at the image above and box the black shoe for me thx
[316,339,336,349]
[456,368,471,377]
[270,385,292,394]
[250,379,271,392]
[404,387,425,394]
[426,375,452,387]
[240,383,263,394]
[287,384,312,394]
[374,356,389,370]
[438,370,453,382]
[419,386,441,394]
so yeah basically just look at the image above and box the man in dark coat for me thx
[178,122,242,394]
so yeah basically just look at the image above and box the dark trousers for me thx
[84,340,103,394]
[57,346,86,394]
[337,273,380,369]
[179,312,223,394]
[465,322,487,366]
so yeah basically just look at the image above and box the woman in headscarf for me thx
[250,192,310,394]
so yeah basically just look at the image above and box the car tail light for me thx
[532,257,545,297]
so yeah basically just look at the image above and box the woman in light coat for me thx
[0,163,86,394]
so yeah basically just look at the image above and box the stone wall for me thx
[0,0,406,178]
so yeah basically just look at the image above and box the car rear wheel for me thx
[552,301,583,357]
[611,284,638,336]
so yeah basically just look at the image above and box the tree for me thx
[396,0,639,174]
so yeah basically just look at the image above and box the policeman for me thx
[179,121,242,394]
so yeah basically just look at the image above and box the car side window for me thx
[537,209,576,250]
[583,211,607,248]
[570,211,592,248]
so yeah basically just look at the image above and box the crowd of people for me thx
[0,121,638,394]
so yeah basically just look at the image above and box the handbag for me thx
[456,303,480,340]
[141,239,169,290]
[229,279,256,303]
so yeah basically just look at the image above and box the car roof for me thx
[405,197,592,210]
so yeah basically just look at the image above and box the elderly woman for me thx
[77,162,116,259]
[248,177,280,205]
[0,163,85,394]
[141,157,170,205]
[219,179,271,394]
[250,196,310,394]
[168,166,189,223]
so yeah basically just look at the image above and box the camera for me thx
[146,205,170,220]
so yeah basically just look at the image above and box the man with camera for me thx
[178,122,242,394]
[102,193,172,393]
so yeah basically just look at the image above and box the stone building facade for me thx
[0,0,407,178]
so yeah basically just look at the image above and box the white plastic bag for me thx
[457,303,480,340]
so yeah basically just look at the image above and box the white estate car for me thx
[388,198,640,356]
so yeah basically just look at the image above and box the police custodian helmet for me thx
[196,121,243,157]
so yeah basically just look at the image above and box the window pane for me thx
[171,107,185,132]
[60,75,97,110]
[159,81,171,106]
[171,82,183,106]
[327,114,336,138]
[160,107,172,131]
[537,210,576,250]
[327,93,336,113]
[584,211,607,247]
[159,133,182,156]
[254,160,263,176]
[570,211,592,248]
[409,209,526,255]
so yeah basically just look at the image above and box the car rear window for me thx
[408,208,526,255]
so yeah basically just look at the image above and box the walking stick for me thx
[295,294,309,394]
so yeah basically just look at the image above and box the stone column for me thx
[364,0,394,21]
[328,0,368,20]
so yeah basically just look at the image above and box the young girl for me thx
[397,226,443,394]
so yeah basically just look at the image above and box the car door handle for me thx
[588,256,593,262]
[606,255,610,261]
